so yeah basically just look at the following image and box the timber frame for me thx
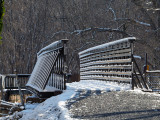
[26,39,68,98]
[79,37,149,90]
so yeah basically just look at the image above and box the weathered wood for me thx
[26,40,68,98]
[81,76,131,82]
[0,100,14,108]
[2,74,30,89]
[146,70,160,73]
[79,38,134,56]
[80,52,131,64]
[26,96,47,103]
[80,48,132,59]
[133,57,149,89]
[79,37,135,84]
[0,100,24,115]
[80,65,132,72]
[80,71,132,76]
[80,59,132,68]
[133,69,143,89]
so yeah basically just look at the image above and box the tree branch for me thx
[115,18,151,27]
[131,0,157,30]
[50,27,131,39]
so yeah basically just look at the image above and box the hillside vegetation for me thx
[0,0,160,77]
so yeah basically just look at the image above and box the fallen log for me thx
[0,100,24,116]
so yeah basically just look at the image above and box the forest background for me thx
[0,0,160,80]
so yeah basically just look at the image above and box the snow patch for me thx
[0,80,131,120]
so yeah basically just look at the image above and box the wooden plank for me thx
[26,51,58,91]
[80,71,132,76]
[37,40,64,56]
[0,100,15,108]
[80,51,131,63]
[79,38,135,84]
[80,65,132,72]
[146,70,160,73]
[39,55,55,89]
[4,75,29,89]
[79,47,131,59]
[80,58,132,68]
[80,76,131,82]
[80,52,131,64]
[79,39,132,57]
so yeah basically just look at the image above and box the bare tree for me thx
[0,0,160,76]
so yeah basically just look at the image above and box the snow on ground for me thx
[0,80,131,120]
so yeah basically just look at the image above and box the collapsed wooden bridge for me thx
[0,37,160,104]
[26,39,68,98]
[79,37,150,90]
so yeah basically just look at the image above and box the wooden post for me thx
[14,41,24,105]
[131,40,134,90]
[0,76,4,100]
[15,71,24,107]
[62,39,68,90]
[144,53,147,83]
[133,57,148,89]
